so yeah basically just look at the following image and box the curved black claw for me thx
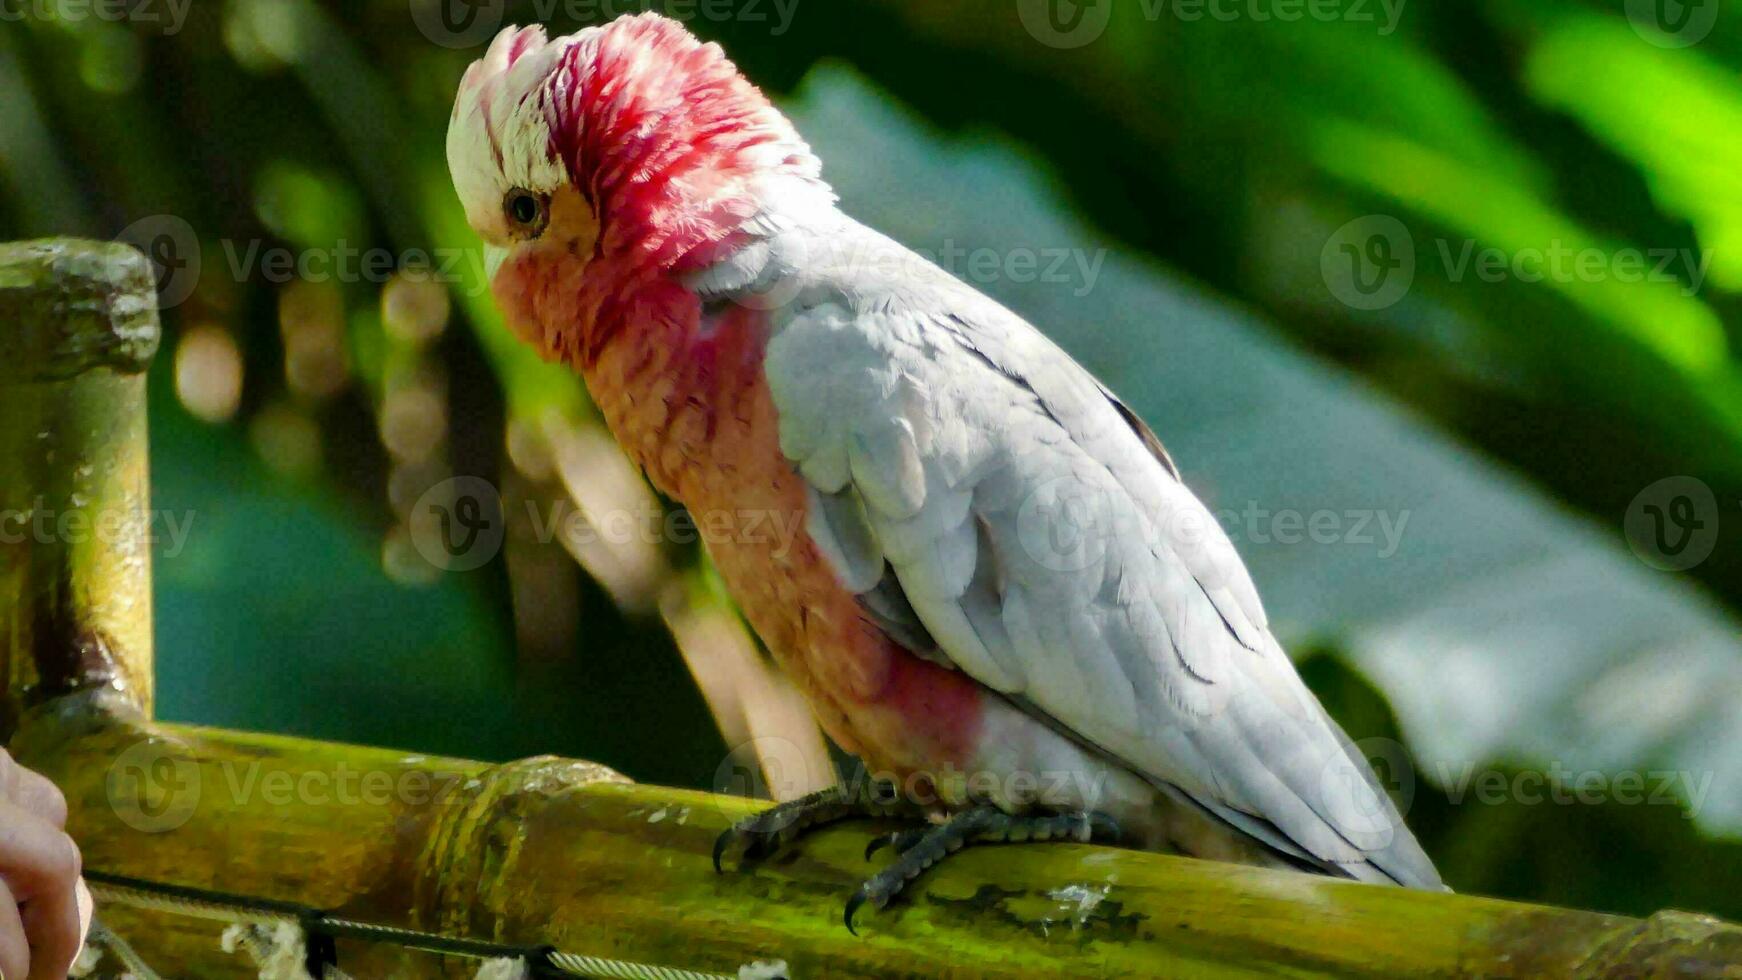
[844,875,899,936]
[711,828,735,873]
[713,822,784,873]
[843,890,868,936]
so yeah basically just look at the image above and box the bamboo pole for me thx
[4,239,1740,977]
[8,704,1742,979]
[0,239,159,737]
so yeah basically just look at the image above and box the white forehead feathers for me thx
[446,25,589,242]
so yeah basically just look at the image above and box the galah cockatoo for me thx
[446,13,1442,928]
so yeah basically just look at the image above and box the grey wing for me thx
[752,226,1440,890]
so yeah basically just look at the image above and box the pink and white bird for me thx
[447,13,1442,928]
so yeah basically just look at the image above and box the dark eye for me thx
[503,188,549,236]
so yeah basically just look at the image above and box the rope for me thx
[87,918,167,980]
[84,870,745,980]
[546,951,738,980]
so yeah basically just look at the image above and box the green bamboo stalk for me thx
[8,704,1740,979]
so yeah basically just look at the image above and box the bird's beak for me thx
[483,243,510,283]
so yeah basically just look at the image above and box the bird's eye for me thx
[503,188,549,237]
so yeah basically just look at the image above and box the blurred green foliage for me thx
[1,0,1739,923]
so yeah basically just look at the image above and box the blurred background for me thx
[2,0,1740,921]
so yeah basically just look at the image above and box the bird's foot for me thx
[845,807,1119,934]
[712,780,921,872]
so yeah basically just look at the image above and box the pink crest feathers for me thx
[546,15,824,245]
[452,15,833,365]
[455,15,824,249]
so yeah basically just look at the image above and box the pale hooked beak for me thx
[483,243,510,283]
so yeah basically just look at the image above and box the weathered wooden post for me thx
[0,239,159,738]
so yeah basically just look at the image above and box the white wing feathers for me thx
[750,223,1440,889]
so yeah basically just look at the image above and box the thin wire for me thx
[84,870,738,980]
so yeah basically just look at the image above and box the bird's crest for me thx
[446,24,585,243]
[448,15,823,248]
